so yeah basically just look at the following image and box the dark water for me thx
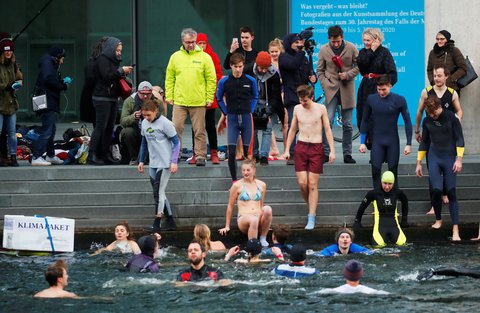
[1,243,479,313]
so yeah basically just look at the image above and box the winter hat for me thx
[246,239,262,257]
[381,171,395,184]
[137,81,153,92]
[255,51,272,67]
[138,235,156,258]
[49,45,65,58]
[0,32,14,52]
[196,33,208,43]
[289,244,307,262]
[335,228,354,243]
[438,30,451,42]
[343,260,364,281]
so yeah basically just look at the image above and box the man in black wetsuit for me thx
[416,96,464,241]
[353,171,408,247]
[359,75,412,192]
[177,242,226,283]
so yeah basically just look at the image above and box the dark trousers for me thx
[90,100,117,159]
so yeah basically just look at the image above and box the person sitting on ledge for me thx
[314,228,371,257]
[34,260,79,299]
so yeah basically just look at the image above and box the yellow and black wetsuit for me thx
[355,189,408,247]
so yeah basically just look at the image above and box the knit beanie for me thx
[255,51,272,67]
[343,260,364,281]
[137,81,153,92]
[196,33,208,43]
[0,32,14,52]
[438,30,451,42]
[49,45,65,58]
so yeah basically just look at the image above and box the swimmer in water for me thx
[225,238,282,263]
[125,233,161,273]
[318,260,389,295]
[219,159,273,247]
[92,221,141,255]
[34,260,79,299]
[417,266,480,280]
[315,228,372,257]
[274,244,318,278]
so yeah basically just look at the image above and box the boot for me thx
[210,149,220,164]
[162,215,177,231]
[10,155,19,167]
[145,217,162,233]
[0,157,7,167]
[188,154,196,165]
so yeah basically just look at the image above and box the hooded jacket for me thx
[278,33,311,106]
[34,55,67,113]
[0,58,21,115]
[165,45,216,107]
[427,41,466,91]
[197,34,222,109]
[252,63,284,120]
[93,37,123,100]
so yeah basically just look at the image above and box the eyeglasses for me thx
[436,37,446,41]
[138,92,152,97]
[183,40,196,45]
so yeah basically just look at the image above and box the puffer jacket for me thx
[427,41,466,91]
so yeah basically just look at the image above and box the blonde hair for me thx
[193,224,212,251]
[362,28,384,44]
[268,38,285,53]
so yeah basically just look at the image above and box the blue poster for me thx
[290,0,425,125]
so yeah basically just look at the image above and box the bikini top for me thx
[239,181,262,201]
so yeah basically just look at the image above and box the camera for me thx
[298,27,316,56]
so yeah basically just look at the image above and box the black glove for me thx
[352,220,362,229]
[5,81,15,91]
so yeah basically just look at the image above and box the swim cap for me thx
[343,260,364,281]
[290,244,307,262]
[246,239,262,257]
[381,171,395,184]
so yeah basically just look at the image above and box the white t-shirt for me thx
[318,283,389,295]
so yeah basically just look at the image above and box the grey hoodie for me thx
[102,37,122,62]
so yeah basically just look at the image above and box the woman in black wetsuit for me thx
[353,171,408,247]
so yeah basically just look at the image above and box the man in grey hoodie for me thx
[248,51,284,165]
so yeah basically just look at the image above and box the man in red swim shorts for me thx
[284,85,335,229]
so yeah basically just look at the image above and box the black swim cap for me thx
[138,235,156,257]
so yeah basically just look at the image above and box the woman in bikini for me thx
[219,159,273,247]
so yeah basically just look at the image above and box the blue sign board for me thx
[290,0,425,125]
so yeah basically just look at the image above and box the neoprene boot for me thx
[210,149,220,164]
[162,215,177,231]
[10,155,19,167]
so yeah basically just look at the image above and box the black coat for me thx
[92,54,122,99]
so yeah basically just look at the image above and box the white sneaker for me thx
[32,157,51,166]
[45,155,63,165]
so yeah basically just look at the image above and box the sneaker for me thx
[195,157,206,166]
[260,156,269,166]
[218,151,226,161]
[46,155,64,165]
[188,155,196,165]
[32,156,51,166]
[129,159,139,165]
[286,158,295,165]
[343,155,356,164]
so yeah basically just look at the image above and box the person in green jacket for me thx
[165,28,216,166]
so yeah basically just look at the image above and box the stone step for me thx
[1,174,479,194]
[1,162,479,181]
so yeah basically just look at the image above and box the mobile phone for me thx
[232,38,238,45]
[131,64,136,67]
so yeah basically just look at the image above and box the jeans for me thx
[33,110,57,158]
[0,113,17,155]
[323,92,353,156]
[253,117,272,157]
[286,104,297,155]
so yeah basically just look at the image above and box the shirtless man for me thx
[284,84,335,229]
[34,260,78,299]
[415,66,463,214]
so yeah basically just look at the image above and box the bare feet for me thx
[470,236,480,241]
[431,220,442,229]
[452,225,461,241]
[426,207,435,215]
[442,195,449,204]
